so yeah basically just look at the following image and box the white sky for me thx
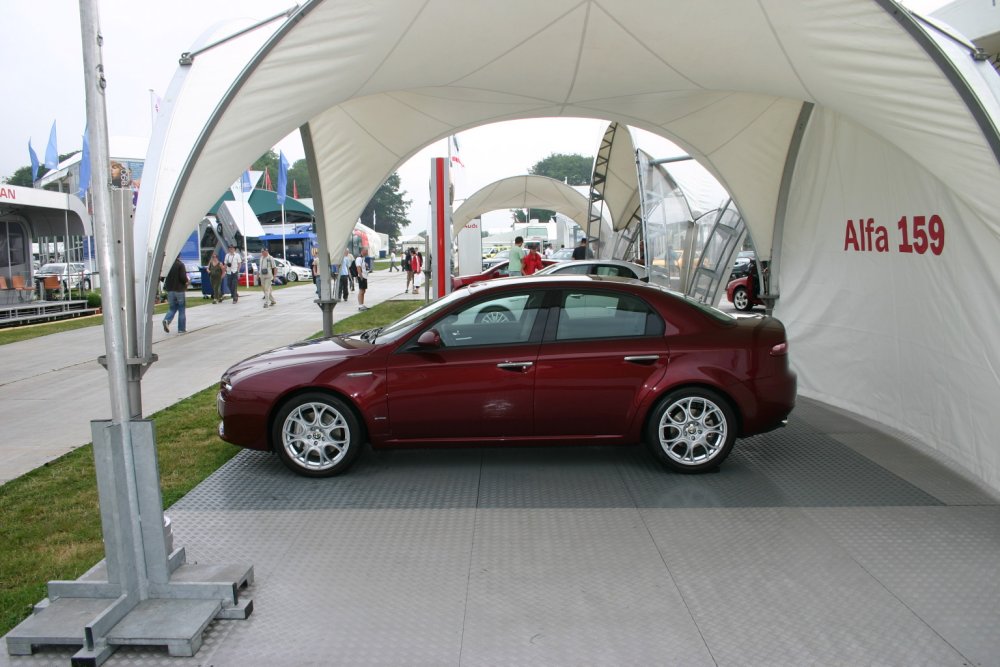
[5,0,951,234]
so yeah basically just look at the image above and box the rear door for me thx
[534,288,668,438]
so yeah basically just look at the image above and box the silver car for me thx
[533,259,647,280]
[35,262,93,291]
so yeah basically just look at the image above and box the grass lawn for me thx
[0,299,423,636]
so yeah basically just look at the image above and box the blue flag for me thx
[276,151,289,205]
[28,140,40,181]
[241,169,252,194]
[77,129,90,199]
[44,121,59,170]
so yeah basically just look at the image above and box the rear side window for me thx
[555,290,663,341]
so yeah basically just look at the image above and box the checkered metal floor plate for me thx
[5,398,998,666]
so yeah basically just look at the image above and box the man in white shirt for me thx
[355,247,371,311]
[224,244,242,304]
[259,247,277,308]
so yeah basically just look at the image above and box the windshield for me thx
[38,264,66,274]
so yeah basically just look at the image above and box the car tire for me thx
[474,306,514,324]
[287,271,298,282]
[646,388,736,473]
[82,279,92,291]
[733,286,752,311]
[272,392,363,477]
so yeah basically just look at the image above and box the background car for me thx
[548,247,575,261]
[272,257,309,282]
[218,275,795,478]
[35,262,92,291]
[534,259,647,280]
[729,250,756,281]
[482,249,509,271]
[453,258,557,290]
[726,260,768,311]
[184,261,203,289]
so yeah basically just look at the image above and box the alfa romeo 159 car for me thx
[218,275,796,477]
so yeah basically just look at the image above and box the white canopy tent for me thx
[451,175,596,237]
[134,0,1000,491]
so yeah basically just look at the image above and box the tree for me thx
[509,152,594,222]
[287,159,312,198]
[360,172,412,249]
[529,153,593,186]
[252,150,279,188]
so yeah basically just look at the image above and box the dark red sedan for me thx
[451,258,557,290]
[218,276,796,477]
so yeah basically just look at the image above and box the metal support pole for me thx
[300,123,337,336]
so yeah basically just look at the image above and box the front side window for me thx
[434,291,544,348]
[555,290,662,341]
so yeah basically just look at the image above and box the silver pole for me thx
[79,0,149,595]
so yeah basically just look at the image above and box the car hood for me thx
[224,335,374,382]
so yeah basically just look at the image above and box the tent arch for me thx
[135,0,1000,490]
[451,175,598,237]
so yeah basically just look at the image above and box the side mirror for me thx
[416,329,442,348]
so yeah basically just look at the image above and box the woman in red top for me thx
[522,245,543,275]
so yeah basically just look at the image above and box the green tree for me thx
[360,172,412,249]
[287,159,312,199]
[251,150,279,188]
[529,153,593,186]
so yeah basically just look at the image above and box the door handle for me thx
[624,355,659,364]
[497,362,533,372]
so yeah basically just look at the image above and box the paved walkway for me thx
[0,269,421,484]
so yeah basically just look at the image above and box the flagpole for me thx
[281,203,286,261]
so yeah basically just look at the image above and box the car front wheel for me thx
[646,388,736,473]
[287,271,298,282]
[272,392,362,477]
[475,306,514,323]
[733,286,752,311]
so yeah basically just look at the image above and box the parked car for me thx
[726,260,768,311]
[482,249,509,271]
[729,251,756,281]
[218,275,796,477]
[452,258,557,290]
[184,261,203,289]
[549,247,575,261]
[35,262,92,291]
[273,257,309,282]
[534,259,647,280]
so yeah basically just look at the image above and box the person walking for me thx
[162,256,188,333]
[355,247,371,310]
[224,244,242,303]
[411,251,423,294]
[207,253,224,303]
[508,236,526,276]
[389,250,398,271]
[259,247,277,308]
[309,246,322,296]
[404,248,414,292]
[338,249,352,301]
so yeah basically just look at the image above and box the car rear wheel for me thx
[733,286,752,311]
[287,271,298,282]
[82,279,92,291]
[475,306,514,323]
[272,392,362,477]
[646,388,736,473]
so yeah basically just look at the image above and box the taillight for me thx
[770,342,787,357]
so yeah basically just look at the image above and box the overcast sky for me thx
[6,0,950,233]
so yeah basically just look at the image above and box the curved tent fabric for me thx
[451,175,595,236]
[209,189,315,218]
[133,0,1000,490]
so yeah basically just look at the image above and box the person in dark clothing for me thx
[572,237,591,260]
[162,256,189,333]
